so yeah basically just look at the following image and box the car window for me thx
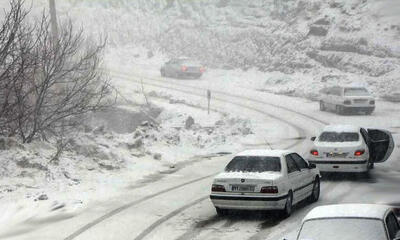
[225,156,281,173]
[285,155,300,173]
[180,59,200,65]
[298,218,386,240]
[386,212,400,239]
[344,88,370,96]
[319,132,360,142]
[331,87,342,96]
[290,153,308,169]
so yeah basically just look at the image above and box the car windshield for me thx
[225,156,281,173]
[318,132,359,142]
[298,218,386,240]
[344,88,370,96]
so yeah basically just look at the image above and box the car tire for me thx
[308,177,320,203]
[281,191,293,218]
[319,101,326,111]
[336,105,344,115]
[215,207,227,216]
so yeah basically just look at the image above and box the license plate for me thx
[326,152,347,158]
[231,185,255,192]
[354,99,367,104]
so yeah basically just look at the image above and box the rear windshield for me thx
[319,132,360,142]
[225,156,281,172]
[344,88,370,96]
[177,59,200,65]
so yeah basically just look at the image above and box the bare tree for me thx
[0,0,114,143]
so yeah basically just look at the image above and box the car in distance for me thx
[210,149,321,217]
[289,204,400,240]
[307,125,394,173]
[319,86,375,115]
[160,57,205,79]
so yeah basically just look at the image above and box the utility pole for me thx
[49,0,58,41]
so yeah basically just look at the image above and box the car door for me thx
[285,154,303,203]
[367,129,394,163]
[385,211,400,240]
[322,87,333,110]
[166,59,179,75]
[330,87,342,109]
[291,153,314,199]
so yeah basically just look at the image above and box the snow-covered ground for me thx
[1,0,400,239]
[0,78,268,236]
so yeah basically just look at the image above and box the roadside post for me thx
[207,89,211,115]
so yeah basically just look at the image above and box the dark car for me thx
[160,58,205,79]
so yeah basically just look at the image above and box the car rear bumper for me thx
[308,160,369,172]
[179,72,202,78]
[210,194,287,210]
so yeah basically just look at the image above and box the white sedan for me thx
[291,204,400,240]
[307,124,394,173]
[210,149,321,217]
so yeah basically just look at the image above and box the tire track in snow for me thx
[113,71,329,240]
[109,70,329,126]
[65,70,328,240]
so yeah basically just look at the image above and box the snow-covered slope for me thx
[27,0,398,97]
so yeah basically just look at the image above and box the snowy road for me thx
[9,70,400,240]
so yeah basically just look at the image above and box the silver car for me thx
[160,58,205,79]
[289,204,400,240]
[319,86,375,115]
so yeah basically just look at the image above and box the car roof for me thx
[322,124,360,132]
[303,204,392,222]
[235,149,292,157]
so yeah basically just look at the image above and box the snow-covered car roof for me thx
[235,149,291,157]
[322,124,360,133]
[303,204,392,222]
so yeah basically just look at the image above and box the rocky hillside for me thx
[12,0,400,96]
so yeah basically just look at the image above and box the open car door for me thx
[367,129,394,163]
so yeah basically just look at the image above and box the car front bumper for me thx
[308,159,369,173]
[342,106,375,113]
[210,194,288,210]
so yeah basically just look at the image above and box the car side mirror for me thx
[310,136,316,141]
[309,163,317,169]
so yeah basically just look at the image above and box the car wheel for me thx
[215,207,227,216]
[281,191,293,218]
[319,101,326,111]
[336,105,343,115]
[308,177,320,203]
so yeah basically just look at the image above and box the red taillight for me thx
[211,184,226,192]
[200,67,206,73]
[260,186,278,194]
[181,66,188,72]
[310,150,319,156]
[354,149,365,156]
